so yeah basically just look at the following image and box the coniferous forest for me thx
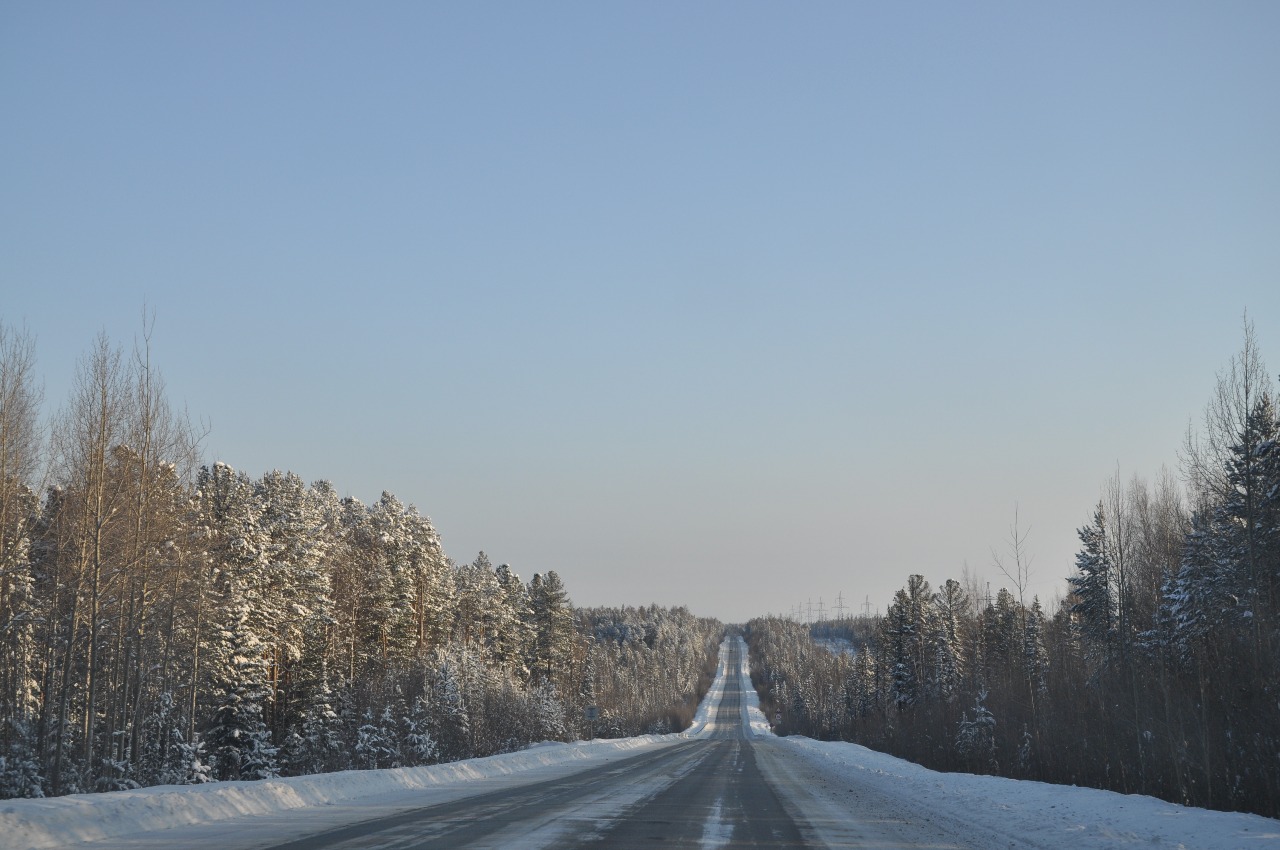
[747,324,1280,818]
[0,322,722,798]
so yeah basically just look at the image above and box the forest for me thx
[747,324,1280,818]
[0,322,722,798]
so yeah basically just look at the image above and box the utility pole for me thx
[862,595,873,618]
[816,597,826,622]
[834,592,847,620]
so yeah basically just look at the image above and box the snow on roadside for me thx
[0,735,680,850]
[731,636,773,737]
[2,636,734,850]
[775,735,1280,849]
[734,627,1280,850]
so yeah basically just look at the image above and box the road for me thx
[259,639,837,849]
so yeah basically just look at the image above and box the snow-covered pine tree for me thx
[1068,503,1115,669]
[1022,597,1049,701]
[295,661,346,774]
[428,652,471,762]
[528,571,575,693]
[0,715,43,798]
[406,508,453,655]
[401,694,437,766]
[931,579,968,703]
[882,576,933,708]
[354,705,401,770]
[955,689,997,773]
[254,471,334,741]
[0,327,42,791]
[1218,394,1280,630]
[884,613,915,710]
[531,678,567,742]
[453,553,502,656]
[982,587,1021,674]
[205,590,278,781]
[0,489,43,798]
[138,691,185,786]
[849,645,879,719]
[1159,511,1222,655]
[493,563,533,676]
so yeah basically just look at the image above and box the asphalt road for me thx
[263,641,815,850]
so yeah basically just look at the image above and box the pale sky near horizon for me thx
[3,2,1278,623]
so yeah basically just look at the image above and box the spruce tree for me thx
[1068,503,1115,668]
[528,571,575,690]
[205,593,278,781]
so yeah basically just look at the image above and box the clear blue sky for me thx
[3,2,1278,622]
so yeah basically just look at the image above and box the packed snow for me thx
[3,635,1277,850]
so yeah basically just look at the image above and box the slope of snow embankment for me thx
[732,635,773,737]
[736,634,1280,849]
[775,735,1280,849]
[3,638,735,850]
[0,736,672,850]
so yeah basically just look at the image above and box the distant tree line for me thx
[747,321,1279,818]
[0,320,722,798]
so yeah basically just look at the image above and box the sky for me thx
[2,2,1278,623]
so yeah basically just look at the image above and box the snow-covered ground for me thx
[727,635,1280,850]
[5,635,1278,850]
[767,734,1280,850]
[812,636,857,657]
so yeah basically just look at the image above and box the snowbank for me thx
[774,734,1280,850]
[732,636,773,737]
[0,734,676,850]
